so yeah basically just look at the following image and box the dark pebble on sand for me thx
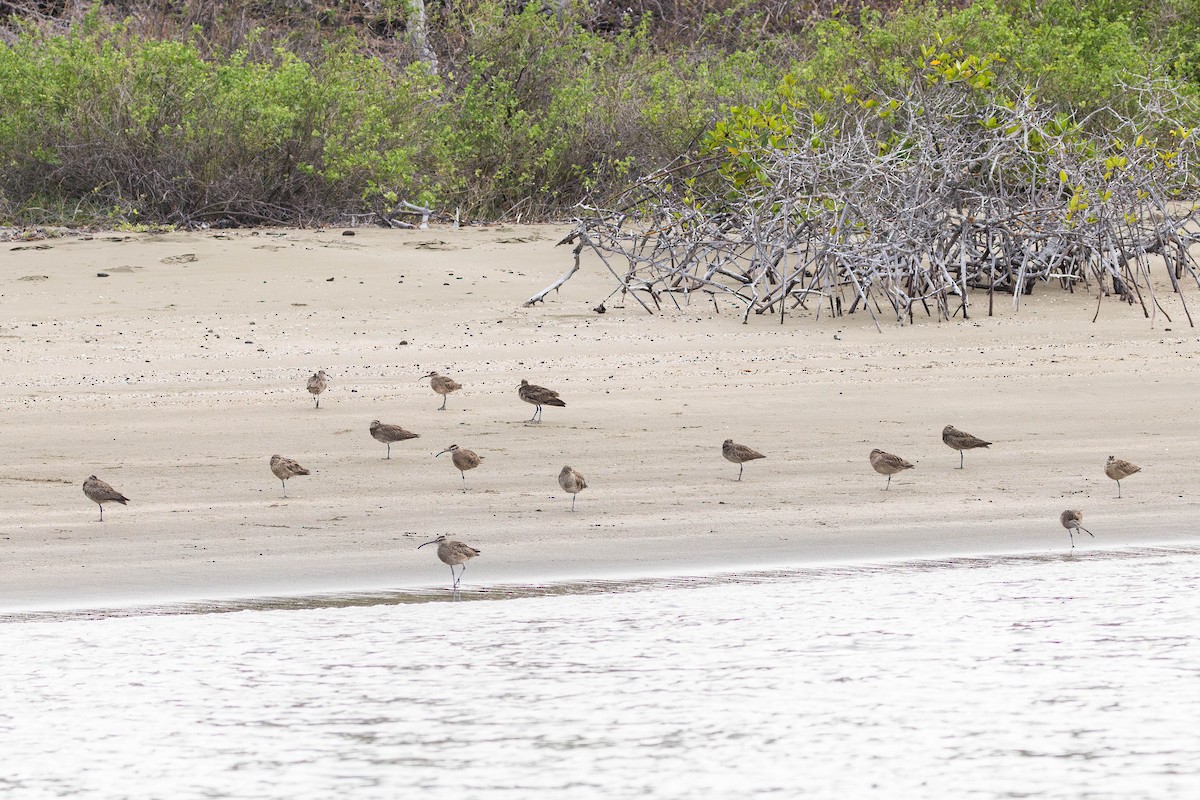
[96,272,109,277]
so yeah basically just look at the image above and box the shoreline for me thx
[2,226,1199,612]
[5,536,1199,618]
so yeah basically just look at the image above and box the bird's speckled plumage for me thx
[270,454,309,496]
[1060,509,1093,548]
[870,448,914,490]
[942,425,991,468]
[435,444,482,491]
[306,370,328,408]
[83,475,129,521]
[370,420,419,458]
[422,371,462,410]
[1105,456,1141,498]
[558,465,588,510]
[722,439,765,481]
[518,379,566,422]
[418,534,481,596]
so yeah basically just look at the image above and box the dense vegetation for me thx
[0,0,1198,226]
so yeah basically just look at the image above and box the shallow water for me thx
[4,546,1200,798]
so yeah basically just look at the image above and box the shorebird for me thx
[942,425,992,469]
[270,454,309,497]
[421,371,462,411]
[307,370,328,408]
[518,379,566,423]
[83,475,129,521]
[435,444,482,491]
[870,448,914,490]
[722,439,765,481]
[1105,456,1141,498]
[558,465,588,511]
[1060,509,1093,548]
[369,420,419,459]
[418,534,480,597]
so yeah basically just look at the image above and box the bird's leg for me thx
[1117,480,1121,499]
[737,463,744,481]
[958,451,964,470]
[439,394,447,411]
[315,396,320,409]
[449,565,458,592]
[1069,529,1075,548]
[281,479,288,498]
[571,494,576,511]
[885,474,891,490]
[386,443,392,460]
[460,471,468,492]
[98,504,104,522]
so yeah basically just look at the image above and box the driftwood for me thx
[529,73,1200,326]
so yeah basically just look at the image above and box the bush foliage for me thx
[0,0,1195,226]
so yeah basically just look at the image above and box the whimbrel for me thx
[942,425,991,469]
[1060,509,1093,548]
[435,444,482,491]
[722,439,765,481]
[270,454,309,497]
[1104,456,1141,498]
[518,379,566,423]
[370,420,419,459]
[558,465,588,511]
[307,370,328,408]
[421,371,462,411]
[870,448,914,490]
[83,475,129,521]
[418,534,480,597]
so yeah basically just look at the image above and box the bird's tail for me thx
[546,398,567,407]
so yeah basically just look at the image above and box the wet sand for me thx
[1,225,1198,609]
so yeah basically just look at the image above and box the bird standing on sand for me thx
[942,425,992,469]
[307,370,328,408]
[83,475,129,521]
[418,534,480,597]
[558,465,588,511]
[1060,509,1093,548]
[270,454,309,497]
[870,448,914,490]
[722,439,765,481]
[421,371,462,411]
[369,420,419,459]
[435,444,482,491]
[1105,456,1141,498]
[518,379,566,423]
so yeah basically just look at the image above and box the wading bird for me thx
[83,475,129,521]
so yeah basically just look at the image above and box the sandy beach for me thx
[1,225,1198,610]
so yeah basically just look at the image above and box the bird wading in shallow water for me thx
[83,475,129,521]
[518,379,566,423]
[418,534,480,598]
[1060,509,1093,548]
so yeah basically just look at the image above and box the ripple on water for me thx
[3,545,1200,799]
